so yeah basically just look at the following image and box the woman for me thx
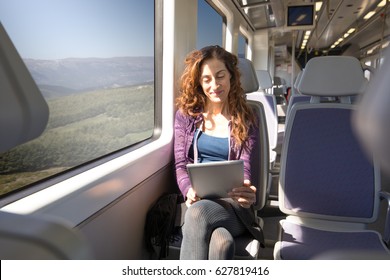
[174,45,264,260]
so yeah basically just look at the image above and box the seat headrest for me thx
[298,56,367,97]
[0,22,49,153]
[256,70,273,90]
[294,71,303,89]
[273,76,284,86]
[238,58,259,93]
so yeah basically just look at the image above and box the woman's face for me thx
[199,58,231,105]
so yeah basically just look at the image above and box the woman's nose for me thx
[210,78,220,89]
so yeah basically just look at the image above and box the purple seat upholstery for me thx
[274,56,390,260]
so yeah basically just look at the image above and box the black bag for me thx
[144,193,185,259]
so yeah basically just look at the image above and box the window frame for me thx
[0,0,160,204]
[1,0,174,226]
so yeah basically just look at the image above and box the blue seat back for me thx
[279,56,380,223]
[281,104,379,221]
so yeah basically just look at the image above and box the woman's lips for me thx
[211,90,223,95]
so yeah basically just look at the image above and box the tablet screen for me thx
[187,160,244,199]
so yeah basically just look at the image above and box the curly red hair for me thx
[176,45,255,147]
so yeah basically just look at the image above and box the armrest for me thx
[0,211,91,259]
[379,191,390,247]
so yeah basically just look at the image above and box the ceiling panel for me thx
[235,0,389,59]
[309,0,379,49]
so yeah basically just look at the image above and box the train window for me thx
[197,0,224,49]
[238,33,248,58]
[364,61,372,80]
[0,0,155,196]
[378,56,386,67]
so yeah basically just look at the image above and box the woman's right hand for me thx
[185,187,200,207]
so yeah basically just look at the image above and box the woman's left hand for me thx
[228,179,256,208]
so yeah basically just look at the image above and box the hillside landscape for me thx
[0,57,154,195]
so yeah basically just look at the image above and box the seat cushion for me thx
[278,221,389,259]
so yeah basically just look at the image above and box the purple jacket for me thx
[173,109,265,246]
[174,109,258,198]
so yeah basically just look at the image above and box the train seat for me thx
[0,211,92,259]
[285,95,342,125]
[285,70,306,124]
[242,67,279,201]
[234,58,270,259]
[0,22,49,153]
[284,95,311,124]
[247,70,286,201]
[0,22,92,260]
[255,70,273,94]
[274,55,390,259]
[238,58,270,210]
[246,93,277,169]
[272,76,285,96]
[354,48,390,180]
[246,70,278,171]
[246,93,278,200]
[292,70,303,96]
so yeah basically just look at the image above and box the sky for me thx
[196,0,223,49]
[0,0,243,60]
[196,0,246,57]
[0,0,154,59]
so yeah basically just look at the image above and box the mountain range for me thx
[23,57,154,98]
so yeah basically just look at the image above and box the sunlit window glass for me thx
[238,33,247,58]
[197,0,223,49]
[0,0,155,196]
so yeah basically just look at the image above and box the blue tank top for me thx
[195,129,229,163]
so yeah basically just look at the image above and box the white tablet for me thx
[186,160,244,199]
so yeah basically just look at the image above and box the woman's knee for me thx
[209,227,235,259]
[184,200,226,225]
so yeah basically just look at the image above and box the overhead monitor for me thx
[286,3,315,30]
